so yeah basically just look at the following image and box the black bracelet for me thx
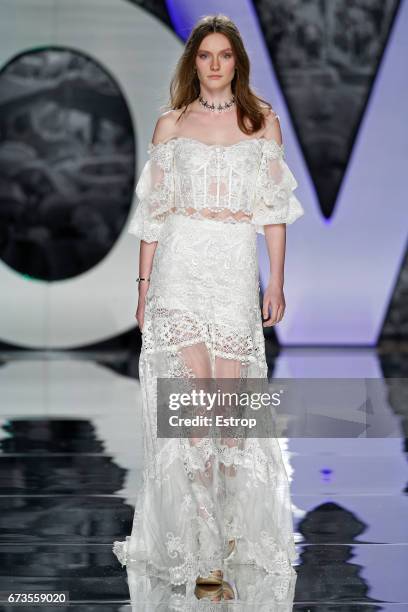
[136,277,151,282]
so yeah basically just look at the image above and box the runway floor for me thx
[0,345,407,610]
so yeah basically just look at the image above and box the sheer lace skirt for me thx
[113,213,297,585]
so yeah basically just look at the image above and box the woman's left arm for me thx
[253,107,304,326]
[262,223,286,327]
[261,111,286,327]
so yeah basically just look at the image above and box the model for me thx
[113,13,304,588]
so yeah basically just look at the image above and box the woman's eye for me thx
[198,53,232,59]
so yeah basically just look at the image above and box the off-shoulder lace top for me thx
[128,133,304,242]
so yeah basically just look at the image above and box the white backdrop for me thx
[0,0,407,347]
[0,0,182,348]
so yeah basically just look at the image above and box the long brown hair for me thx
[166,14,272,135]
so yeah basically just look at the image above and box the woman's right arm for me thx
[136,113,176,331]
[136,240,156,331]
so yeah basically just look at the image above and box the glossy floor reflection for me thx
[0,347,407,610]
[125,561,297,609]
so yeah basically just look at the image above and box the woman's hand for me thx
[136,299,145,332]
[262,284,286,327]
[136,282,150,332]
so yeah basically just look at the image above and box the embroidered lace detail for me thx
[252,139,304,233]
[113,362,299,585]
[141,304,264,367]
[127,136,304,242]
[113,430,297,584]
[127,139,175,242]
[115,137,301,585]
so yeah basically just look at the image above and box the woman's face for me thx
[195,33,236,88]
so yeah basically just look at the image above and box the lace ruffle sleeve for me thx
[128,140,175,242]
[252,139,304,234]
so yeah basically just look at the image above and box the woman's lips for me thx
[208,75,222,79]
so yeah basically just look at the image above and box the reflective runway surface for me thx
[0,347,407,610]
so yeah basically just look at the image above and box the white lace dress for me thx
[113,130,304,586]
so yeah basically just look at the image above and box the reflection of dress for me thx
[113,129,304,586]
[126,560,297,610]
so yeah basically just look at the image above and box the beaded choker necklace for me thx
[198,94,236,113]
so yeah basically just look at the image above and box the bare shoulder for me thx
[261,105,282,145]
[151,108,185,145]
[151,110,178,145]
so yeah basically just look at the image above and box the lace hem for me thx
[168,207,253,223]
[113,534,297,586]
[128,202,163,242]
[113,433,298,586]
[252,192,305,233]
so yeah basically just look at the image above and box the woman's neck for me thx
[198,86,234,105]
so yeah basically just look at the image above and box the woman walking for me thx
[113,13,304,590]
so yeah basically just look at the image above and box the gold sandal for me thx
[194,582,223,601]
